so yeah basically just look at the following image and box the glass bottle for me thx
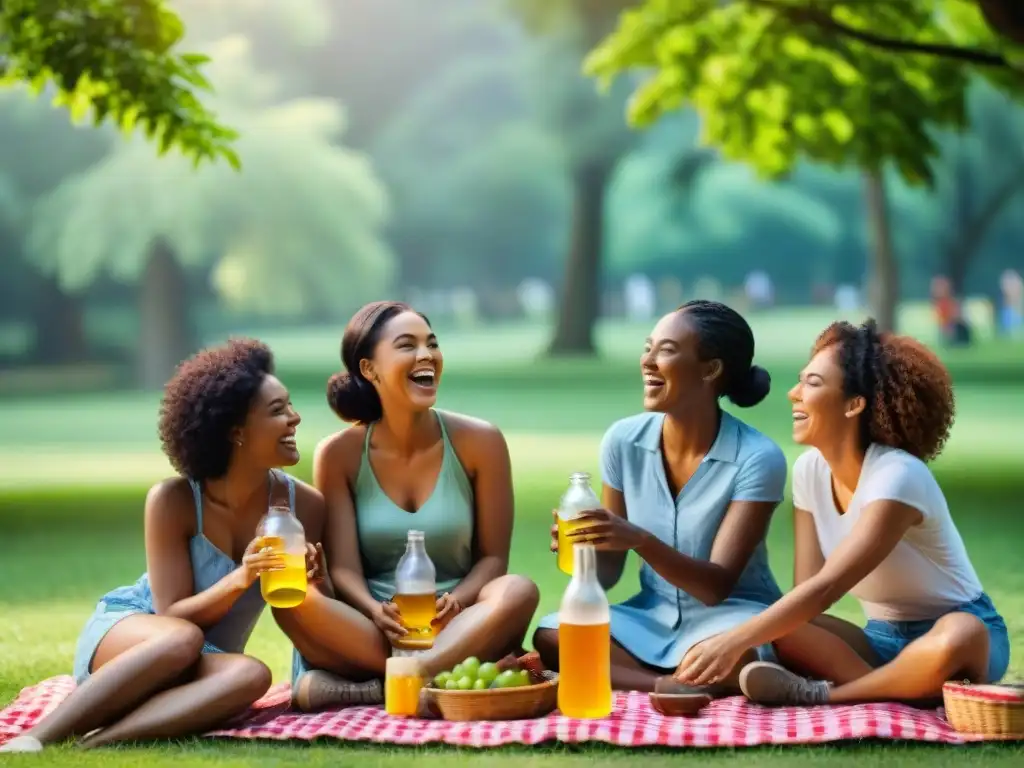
[556,472,601,575]
[557,543,612,718]
[393,529,437,649]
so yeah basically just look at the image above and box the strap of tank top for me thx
[188,478,204,533]
[360,423,375,473]
[435,409,454,450]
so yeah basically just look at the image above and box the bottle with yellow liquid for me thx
[255,505,308,609]
[557,542,612,719]
[556,472,601,575]
[392,529,437,650]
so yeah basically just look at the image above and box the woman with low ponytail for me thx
[273,301,540,713]
[533,300,788,698]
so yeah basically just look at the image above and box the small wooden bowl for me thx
[427,673,558,722]
[649,691,712,717]
[942,681,1024,739]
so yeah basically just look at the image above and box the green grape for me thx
[461,656,481,678]
[493,669,519,689]
[433,671,452,688]
[445,679,460,690]
[513,669,531,688]
[456,675,474,691]
[472,678,488,690]
[477,662,499,684]
[451,663,466,680]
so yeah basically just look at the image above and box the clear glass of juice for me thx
[385,656,424,717]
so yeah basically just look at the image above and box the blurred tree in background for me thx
[925,80,1024,296]
[362,7,569,302]
[509,0,639,354]
[21,6,393,388]
[0,90,111,364]
[2,0,1024,381]
[585,0,1024,330]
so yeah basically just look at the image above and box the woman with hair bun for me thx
[274,301,540,712]
[533,300,788,696]
[677,320,1010,707]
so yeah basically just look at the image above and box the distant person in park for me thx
[1,339,326,753]
[533,300,788,694]
[278,300,540,712]
[673,320,1010,706]
[930,274,973,346]
[1000,268,1023,337]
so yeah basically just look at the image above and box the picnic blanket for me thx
[0,676,985,748]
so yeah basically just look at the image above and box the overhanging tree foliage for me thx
[0,0,237,166]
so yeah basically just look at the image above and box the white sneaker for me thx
[0,735,44,753]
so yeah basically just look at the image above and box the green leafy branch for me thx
[748,0,1011,67]
[0,0,240,168]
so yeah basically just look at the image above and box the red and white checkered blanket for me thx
[0,676,982,748]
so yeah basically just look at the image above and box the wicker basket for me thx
[942,681,1024,739]
[427,674,559,722]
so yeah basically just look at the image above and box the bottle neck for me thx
[569,473,591,488]
[572,543,598,582]
[406,535,426,555]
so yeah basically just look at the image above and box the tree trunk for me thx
[138,238,193,390]
[547,161,612,356]
[31,274,87,364]
[947,166,1024,296]
[863,170,900,333]
[978,0,1024,45]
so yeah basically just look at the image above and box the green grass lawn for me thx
[2,312,1023,765]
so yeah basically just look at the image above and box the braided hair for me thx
[812,319,955,461]
[677,299,772,408]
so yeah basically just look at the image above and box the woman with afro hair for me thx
[672,320,1010,706]
[2,339,327,752]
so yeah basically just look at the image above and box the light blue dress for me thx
[290,410,475,687]
[537,410,787,669]
[71,471,294,683]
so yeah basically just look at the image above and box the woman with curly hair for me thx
[672,320,1010,706]
[2,339,325,752]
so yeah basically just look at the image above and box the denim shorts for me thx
[862,592,1010,683]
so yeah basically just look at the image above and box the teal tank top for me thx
[354,410,475,602]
